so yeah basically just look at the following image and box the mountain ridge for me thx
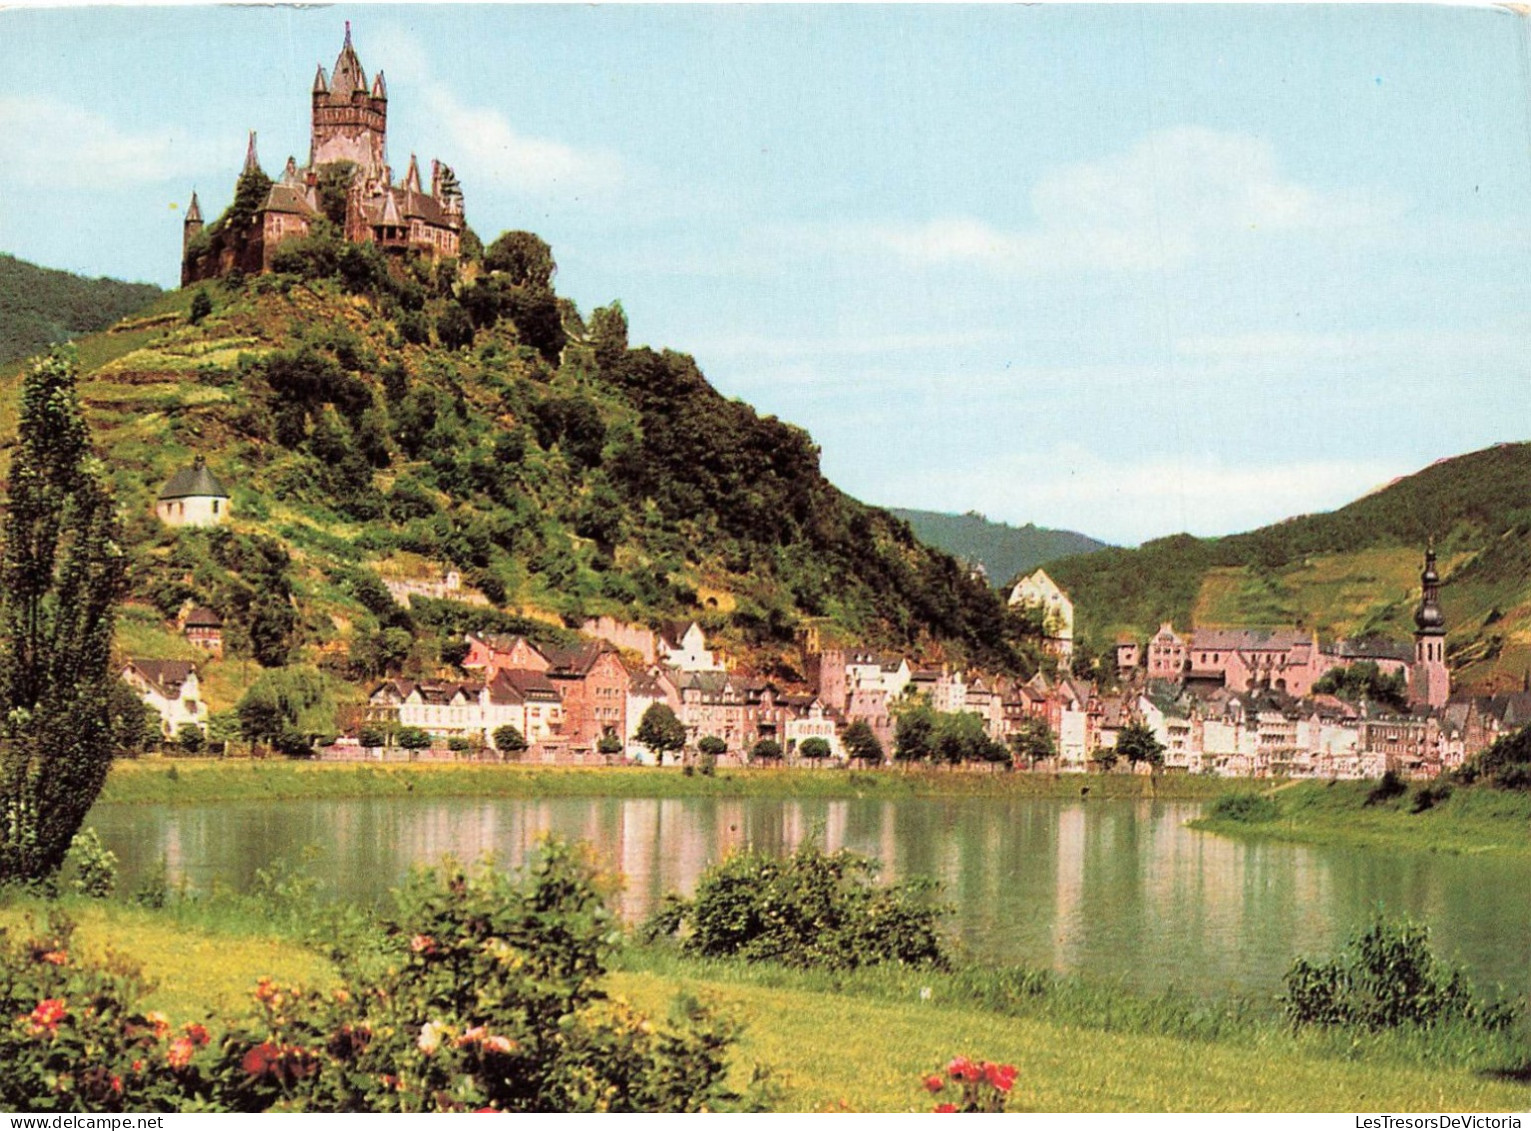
[887,508,1109,586]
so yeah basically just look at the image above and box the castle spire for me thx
[331,23,367,98]
[185,191,202,225]
[372,70,387,100]
[404,153,422,194]
[313,64,329,95]
[243,130,261,175]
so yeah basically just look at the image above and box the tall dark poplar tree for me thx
[0,347,126,880]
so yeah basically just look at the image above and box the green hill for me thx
[1046,445,1531,691]
[887,508,1108,586]
[0,253,161,367]
[0,229,1038,714]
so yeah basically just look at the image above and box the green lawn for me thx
[3,897,1523,1112]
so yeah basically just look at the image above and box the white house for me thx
[1008,569,1075,662]
[122,659,208,737]
[659,622,725,673]
[784,697,844,760]
[156,457,231,528]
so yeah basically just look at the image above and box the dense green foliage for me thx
[0,255,160,367]
[888,509,1109,587]
[1463,723,1531,791]
[893,702,1008,765]
[1207,791,1280,823]
[1283,917,1517,1032]
[645,840,949,970]
[0,350,127,881]
[635,704,685,761]
[1115,720,1165,769]
[1312,661,1408,709]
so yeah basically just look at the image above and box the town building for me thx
[122,659,208,737]
[181,606,224,659]
[1008,569,1075,662]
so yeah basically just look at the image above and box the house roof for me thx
[490,669,560,704]
[541,642,614,678]
[1330,636,1415,664]
[184,606,223,628]
[262,183,319,218]
[124,659,196,697]
[158,457,229,501]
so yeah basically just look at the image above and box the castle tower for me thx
[1410,544,1450,709]
[182,191,203,252]
[310,22,388,187]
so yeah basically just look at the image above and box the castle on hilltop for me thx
[182,24,464,285]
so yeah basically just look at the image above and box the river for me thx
[87,794,1531,998]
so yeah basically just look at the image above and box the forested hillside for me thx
[0,254,160,366]
[0,219,1037,717]
[888,508,1108,586]
[1047,444,1531,690]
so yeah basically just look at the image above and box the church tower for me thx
[309,22,388,188]
[1409,544,1450,709]
[182,191,203,252]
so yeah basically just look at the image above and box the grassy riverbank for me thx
[1190,779,1531,856]
[96,758,1243,806]
[1,894,1525,1112]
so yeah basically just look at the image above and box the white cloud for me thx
[846,126,1404,274]
[862,447,1408,546]
[366,26,622,198]
[0,96,229,189]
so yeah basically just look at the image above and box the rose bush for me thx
[923,1056,1017,1113]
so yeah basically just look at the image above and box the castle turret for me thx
[1410,544,1450,709]
[243,130,261,175]
[183,191,203,251]
[310,22,388,185]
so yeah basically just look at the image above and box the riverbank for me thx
[96,758,1246,806]
[1190,779,1531,856]
[3,895,1525,1112]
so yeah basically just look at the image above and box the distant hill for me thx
[1045,444,1531,691]
[888,509,1109,586]
[0,254,161,367]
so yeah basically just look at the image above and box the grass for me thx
[1190,779,1531,855]
[95,758,1249,806]
[2,891,1524,1112]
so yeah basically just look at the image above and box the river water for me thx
[86,794,1531,997]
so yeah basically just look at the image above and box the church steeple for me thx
[243,130,261,175]
[1410,542,1450,710]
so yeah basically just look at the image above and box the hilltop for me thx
[0,234,1034,716]
[887,508,1108,586]
[1046,444,1531,690]
[0,254,161,367]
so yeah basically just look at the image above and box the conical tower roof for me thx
[329,22,367,98]
[158,456,229,501]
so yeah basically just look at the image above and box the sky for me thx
[2,4,1529,547]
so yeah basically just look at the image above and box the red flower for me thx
[40,951,68,966]
[241,1041,281,1079]
[409,934,436,954]
[934,1103,957,1113]
[982,1062,1018,1093]
[946,1056,977,1082]
[29,998,67,1033]
[110,1076,123,1095]
[183,1022,211,1048]
[167,1037,196,1069]
[924,1074,945,1093]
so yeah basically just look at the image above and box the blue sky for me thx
[2,4,1529,546]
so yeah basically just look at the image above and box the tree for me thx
[105,679,156,758]
[1007,717,1055,770]
[1116,720,1165,771]
[493,723,528,759]
[357,724,389,749]
[635,703,686,764]
[841,720,884,765]
[484,231,555,288]
[176,724,206,755]
[799,737,832,762]
[751,738,783,762]
[894,702,936,763]
[0,348,127,881]
[596,731,624,757]
[697,735,728,759]
[397,726,432,751]
[590,301,628,371]
[236,666,332,749]
[189,289,212,325]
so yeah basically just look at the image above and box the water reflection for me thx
[88,796,1531,997]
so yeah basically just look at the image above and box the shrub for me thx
[751,739,782,762]
[1208,791,1279,823]
[1282,916,1518,1032]
[492,724,527,758]
[210,845,746,1112]
[1364,769,1409,807]
[697,736,727,759]
[397,727,432,751]
[357,725,388,749]
[1411,780,1453,813]
[798,737,832,762]
[63,829,117,899]
[177,724,206,756]
[446,736,473,754]
[647,840,950,970]
[922,1057,1017,1113]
